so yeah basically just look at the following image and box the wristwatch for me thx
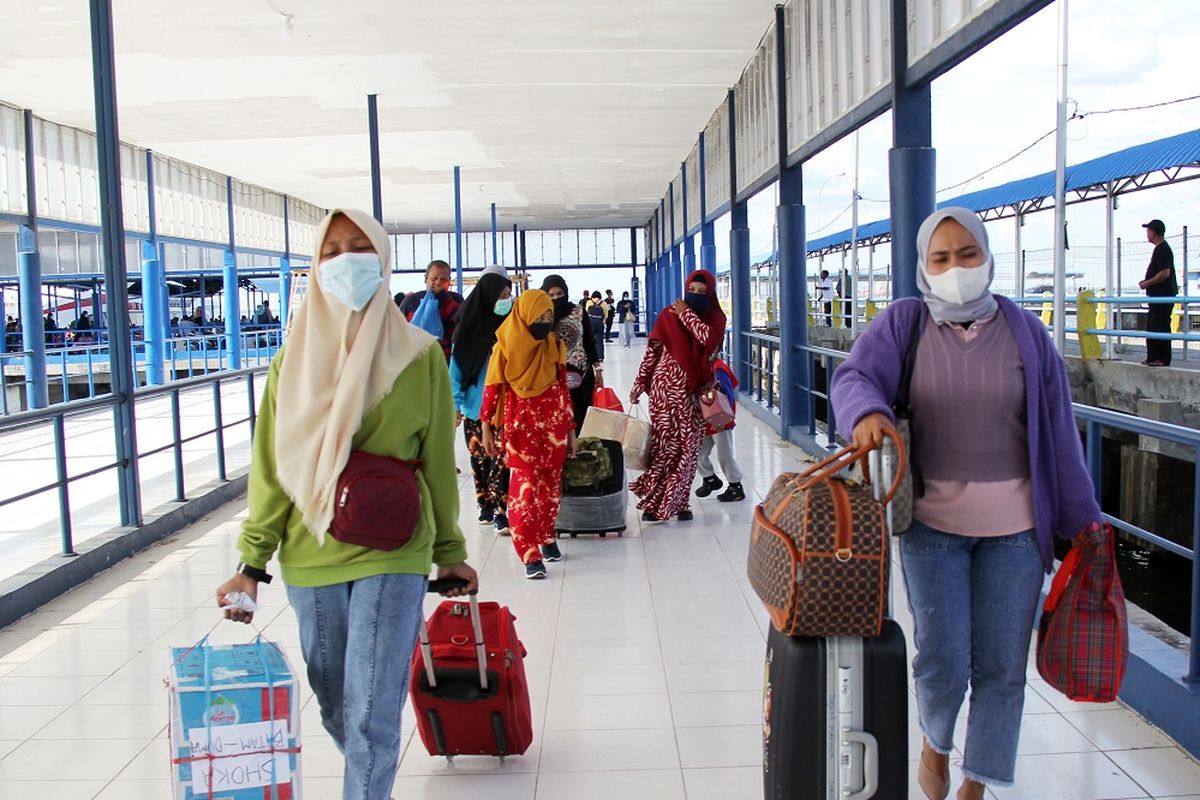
[236,562,273,584]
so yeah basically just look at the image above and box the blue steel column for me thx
[141,150,164,385]
[888,0,935,300]
[18,110,48,409]
[681,161,696,277]
[89,0,141,525]
[453,165,463,293]
[511,223,518,268]
[699,132,717,274]
[367,94,383,223]
[775,5,808,435]
[223,176,242,369]
[668,183,681,301]
[630,227,643,334]
[280,194,292,330]
[490,203,498,264]
[728,89,752,391]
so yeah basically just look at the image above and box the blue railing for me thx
[0,365,267,559]
[0,323,282,412]
[743,332,781,410]
[1076,404,1200,684]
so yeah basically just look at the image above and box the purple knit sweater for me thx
[831,296,1102,570]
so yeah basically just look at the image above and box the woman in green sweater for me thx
[216,208,477,800]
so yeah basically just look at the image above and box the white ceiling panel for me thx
[0,0,780,231]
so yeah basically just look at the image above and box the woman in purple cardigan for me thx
[831,207,1102,800]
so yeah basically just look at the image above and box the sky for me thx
[463,0,1200,304]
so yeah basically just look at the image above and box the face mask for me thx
[552,297,570,318]
[529,321,554,340]
[924,259,992,306]
[684,291,709,314]
[319,252,383,311]
[493,298,513,317]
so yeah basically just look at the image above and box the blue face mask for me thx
[494,298,513,316]
[319,252,383,311]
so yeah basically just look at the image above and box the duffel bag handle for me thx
[795,427,907,505]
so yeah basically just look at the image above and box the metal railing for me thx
[743,332,781,410]
[0,365,267,559]
[1076,403,1200,684]
[0,323,282,412]
[799,343,849,446]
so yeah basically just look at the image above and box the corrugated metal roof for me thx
[806,127,1200,254]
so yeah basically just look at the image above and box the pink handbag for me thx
[699,382,735,429]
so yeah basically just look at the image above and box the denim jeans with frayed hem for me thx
[287,573,426,800]
[900,522,1044,787]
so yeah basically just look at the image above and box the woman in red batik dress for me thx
[629,270,727,522]
[481,290,577,579]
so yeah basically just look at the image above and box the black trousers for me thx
[1146,301,1173,365]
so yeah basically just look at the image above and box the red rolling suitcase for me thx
[409,580,533,761]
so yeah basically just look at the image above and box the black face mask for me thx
[529,321,554,340]
[685,291,709,314]
[552,297,571,318]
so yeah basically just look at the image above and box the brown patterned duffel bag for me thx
[747,430,906,638]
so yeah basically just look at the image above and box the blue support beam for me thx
[453,165,463,294]
[728,89,752,391]
[668,181,681,302]
[224,177,242,370]
[280,194,292,331]
[367,94,383,223]
[89,0,141,526]
[699,132,717,274]
[18,110,48,410]
[140,241,165,386]
[888,0,936,300]
[490,202,498,265]
[775,5,809,435]
[681,160,697,277]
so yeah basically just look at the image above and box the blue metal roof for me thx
[806,127,1200,254]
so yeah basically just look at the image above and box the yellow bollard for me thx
[1040,292,1052,327]
[1171,303,1182,334]
[1076,290,1101,360]
[865,299,877,322]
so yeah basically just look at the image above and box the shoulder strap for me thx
[894,306,923,419]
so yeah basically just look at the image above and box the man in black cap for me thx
[1138,219,1178,366]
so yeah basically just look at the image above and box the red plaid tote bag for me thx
[1036,523,1129,702]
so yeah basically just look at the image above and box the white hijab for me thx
[274,208,434,543]
[915,207,1000,324]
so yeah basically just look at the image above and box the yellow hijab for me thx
[485,289,565,399]
[273,208,435,543]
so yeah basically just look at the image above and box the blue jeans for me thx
[287,573,426,800]
[900,522,1044,787]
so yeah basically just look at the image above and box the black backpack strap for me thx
[894,307,925,497]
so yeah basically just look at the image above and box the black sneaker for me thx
[695,476,723,498]
[541,542,563,562]
[641,511,658,522]
[494,513,510,536]
[717,483,746,503]
[525,560,547,579]
[677,508,694,521]
[478,505,495,524]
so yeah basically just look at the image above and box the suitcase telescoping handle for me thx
[420,578,488,692]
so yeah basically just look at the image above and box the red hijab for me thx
[649,269,727,393]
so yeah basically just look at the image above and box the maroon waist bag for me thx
[329,451,424,551]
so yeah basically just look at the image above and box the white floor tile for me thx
[675,725,761,768]
[0,738,147,781]
[987,752,1149,799]
[1062,708,1178,752]
[548,663,667,696]
[534,768,686,800]
[1105,747,1200,798]
[391,772,538,799]
[664,660,763,693]
[32,703,167,740]
[0,780,108,799]
[669,691,762,728]
[544,692,673,731]
[94,779,174,800]
[0,705,67,740]
[681,766,761,800]
[539,728,679,773]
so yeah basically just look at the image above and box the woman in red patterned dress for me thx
[629,270,727,522]
[481,290,577,578]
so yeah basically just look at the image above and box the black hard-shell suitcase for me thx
[761,449,908,799]
[762,623,908,799]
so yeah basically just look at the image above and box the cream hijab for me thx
[274,208,434,543]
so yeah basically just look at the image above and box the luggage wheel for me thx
[599,532,607,538]
[444,754,455,765]
[570,533,578,538]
